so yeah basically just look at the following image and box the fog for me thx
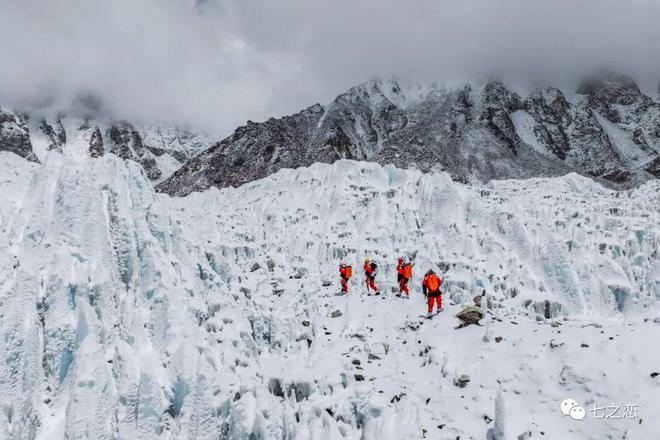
[1,0,659,136]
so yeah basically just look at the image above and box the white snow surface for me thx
[510,110,550,157]
[0,152,659,439]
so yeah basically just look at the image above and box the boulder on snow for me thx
[250,262,261,272]
[330,310,343,318]
[549,339,565,349]
[455,306,484,327]
[454,374,471,388]
[322,280,332,287]
[266,258,276,271]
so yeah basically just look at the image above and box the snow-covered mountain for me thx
[158,71,660,196]
[3,72,659,197]
[1,148,658,439]
[0,106,211,183]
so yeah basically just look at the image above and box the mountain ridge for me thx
[2,72,659,195]
[157,72,660,196]
[0,106,211,182]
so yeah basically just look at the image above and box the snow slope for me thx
[0,153,658,439]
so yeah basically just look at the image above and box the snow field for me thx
[0,152,658,439]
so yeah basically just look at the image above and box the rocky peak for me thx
[481,79,524,111]
[88,126,104,158]
[39,119,67,152]
[577,71,641,101]
[0,107,38,162]
[524,88,571,125]
[577,71,655,123]
[108,121,161,180]
[0,107,210,182]
[341,79,406,107]
[478,80,524,154]
[319,79,409,157]
[451,85,475,124]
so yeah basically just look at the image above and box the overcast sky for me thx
[1,0,659,136]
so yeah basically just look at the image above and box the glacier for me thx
[0,150,659,439]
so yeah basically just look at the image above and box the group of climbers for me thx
[338,258,444,317]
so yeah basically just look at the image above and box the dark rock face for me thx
[158,75,659,197]
[577,72,660,158]
[522,87,627,180]
[478,80,523,154]
[88,126,104,158]
[644,156,660,177]
[157,103,325,193]
[108,122,162,180]
[39,119,67,152]
[0,108,38,162]
[522,88,571,160]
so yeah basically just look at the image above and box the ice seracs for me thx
[0,150,658,439]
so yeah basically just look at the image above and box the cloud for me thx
[1,0,659,136]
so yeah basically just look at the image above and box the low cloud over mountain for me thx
[1,0,659,135]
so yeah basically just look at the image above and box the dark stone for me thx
[454,374,471,388]
[330,310,343,318]
[455,306,484,326]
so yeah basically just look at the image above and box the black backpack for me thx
[370,262,377,272]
